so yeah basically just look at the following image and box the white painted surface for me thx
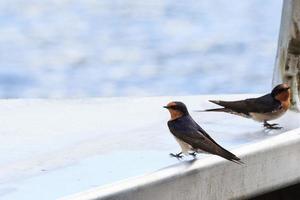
[0,95,299,199]
[61,127,300,200]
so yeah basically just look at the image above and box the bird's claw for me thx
[266,126,282,130]
[189,152,197,158]
[170,152,183,159]
[263,122,282,130]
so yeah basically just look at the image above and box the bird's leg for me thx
[263,121,282,130]
[169,152,183,159]
[189,151,197,158]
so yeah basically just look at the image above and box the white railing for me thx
[61,128,300,200]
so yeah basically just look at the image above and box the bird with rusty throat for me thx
[200,83,291,130]
[164,101,243,164]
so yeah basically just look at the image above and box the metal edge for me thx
[60,128,300,200]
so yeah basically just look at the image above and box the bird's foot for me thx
[263,121,282,130]
[169,152,183,159]
[189,151,197,158]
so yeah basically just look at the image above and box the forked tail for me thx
[195,100,228,112]
[218,148,244,165]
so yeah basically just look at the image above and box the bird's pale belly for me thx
[174,137,192,155]
[173,137,208,155]
[250,108,287,122]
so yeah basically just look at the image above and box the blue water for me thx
[0,0,282,98]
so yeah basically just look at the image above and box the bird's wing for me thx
[168,117,237,159]
[210,94,282,115]
[192,119,224,148]
[169,118,207,146]
[248,94,282,113]
[190,118,241,160]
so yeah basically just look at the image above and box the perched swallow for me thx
[164,101,242,164]
[202,83,290,129]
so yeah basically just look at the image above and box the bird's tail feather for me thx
[217,148,244,164]
[195,100,228,112]
[202,108,227,112]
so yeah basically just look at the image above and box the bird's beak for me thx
[163,106,169,109]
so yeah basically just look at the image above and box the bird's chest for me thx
[250,107,287,122]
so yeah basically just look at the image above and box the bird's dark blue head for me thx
[271,83,290,98]
[163,101,189,116]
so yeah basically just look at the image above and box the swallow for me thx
[202,83,290,129]
[164,101,242,164]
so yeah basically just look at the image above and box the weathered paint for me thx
[273,0,300,110]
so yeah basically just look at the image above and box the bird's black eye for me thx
[279,88,287,93]
[169,105,177,109]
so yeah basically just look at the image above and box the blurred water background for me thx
[0,0,282,98]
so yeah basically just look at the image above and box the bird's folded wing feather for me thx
[216,94,282,114]
[169,119,221,153]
